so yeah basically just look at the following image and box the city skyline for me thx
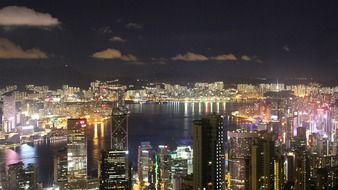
[2,1,338,190]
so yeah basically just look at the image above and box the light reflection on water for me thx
[4,144,36,167]
[0,102,237,186]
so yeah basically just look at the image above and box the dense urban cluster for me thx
[1,80,338,189]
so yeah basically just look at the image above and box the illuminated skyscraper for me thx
[100,90,130,189]
[156,145,171,190]
[228,131,258,189]
[8,162,37,190]
[67,118,88,189]
[111,105,128,152]
[170,146,193,190]
[192,114,225,190]
[53,148,67,188]
[100,150,130,190]
[137,142,155,189]
[2,94,16,132]
[249,133,275,190]
[228,131,280,190]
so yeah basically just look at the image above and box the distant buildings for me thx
[3,80,338,189]
[2,94,16,132]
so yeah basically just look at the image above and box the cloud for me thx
[283,45,290,52]
[211,54,237,61]
[256,58,263,64]
[125,22,143,30]
[110,36,126,42]
[0,38,48,59]
[171,52,258,63]
[151,57,168,64]
[98,26,112,34]
[241,55,251,61]
[172,52,209,61]
[92,48,137,61]
[0,6,60,27]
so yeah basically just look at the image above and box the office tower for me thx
[170,146,193,190]
[53,147,67,188]
[2,94,16,132]
[67,118,88,189]
[192,114,225,190]
[156,145,171,190]
[100,92,130,190]
[100,150,130,190]
[137,142,155,189]
[8,162,37,190]
[111,105,128,153]
[170,146,193,177]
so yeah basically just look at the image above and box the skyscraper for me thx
[100,91,130,190]
[7,162,37,190]
[228,131,258,190]
[249,133,275,190]
[137,142,155,189]
[67,118,88,189]
[53,147,67,188]
[2,94,16,132]
[170,145,193,190]
[100,150,130,190]
[156,145,171,190]
[192,114,225,190]
[111,105,128,152]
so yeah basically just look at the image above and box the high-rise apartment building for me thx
[192,114,225,190]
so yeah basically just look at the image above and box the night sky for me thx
[1,0,338,87]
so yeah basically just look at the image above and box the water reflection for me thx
[4,148,20,166]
